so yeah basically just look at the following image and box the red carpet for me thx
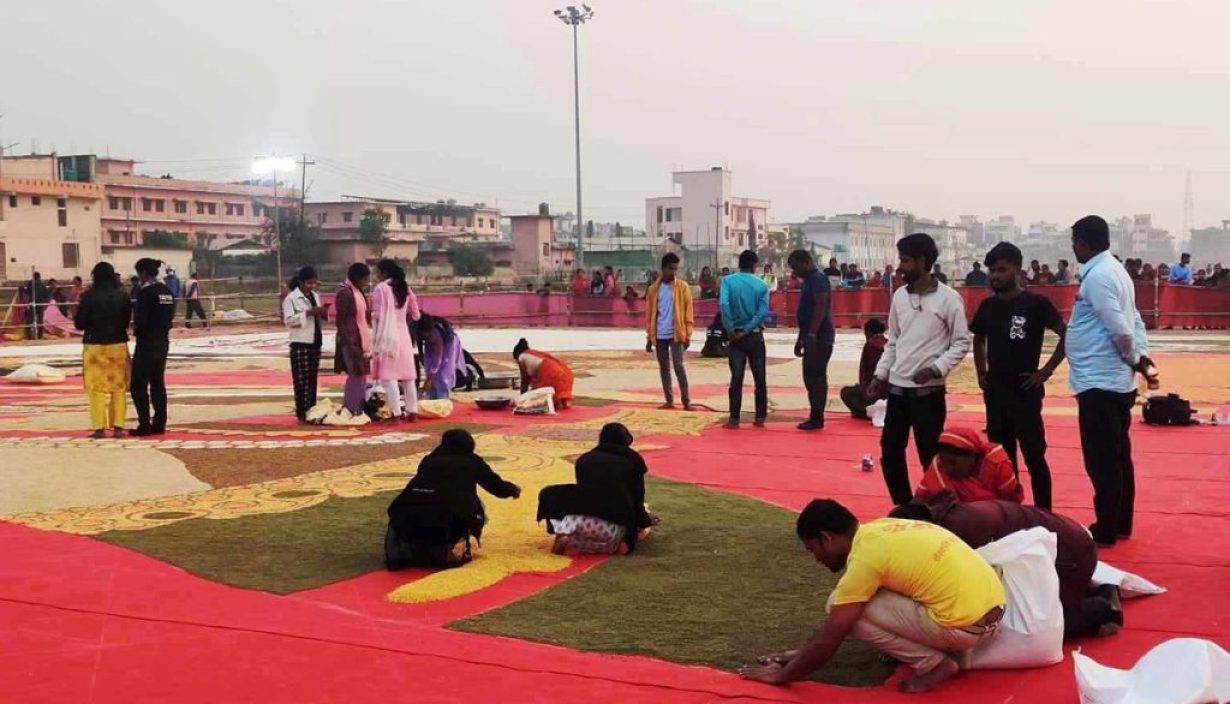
[2,393,1228,702]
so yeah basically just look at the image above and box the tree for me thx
[447,245,495,277]
[261,214,323,269]
[359,208,390,257]
[143,230,191,248]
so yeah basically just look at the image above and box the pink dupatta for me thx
[346,279,371,354]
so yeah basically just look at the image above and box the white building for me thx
[1189,221,1230,266]
[912,219,974,276]
[645,168,769,266]
[793,206,906,272]
[983,216,1022,246]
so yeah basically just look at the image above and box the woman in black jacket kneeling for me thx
[537,422,659,555]
[385,429,521,569]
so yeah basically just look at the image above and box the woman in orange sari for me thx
[513,338,575,409]
[915,426,1023,504]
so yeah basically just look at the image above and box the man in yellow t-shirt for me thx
[740,499,1006,693]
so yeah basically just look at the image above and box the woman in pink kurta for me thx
[371,260,421,420]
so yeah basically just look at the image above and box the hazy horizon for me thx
[4,0,1230,238]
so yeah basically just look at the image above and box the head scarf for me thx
[437,428,476,455]
[936,427,991,456]
[598,422,634,447]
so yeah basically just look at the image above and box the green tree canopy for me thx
[447,245,495,277]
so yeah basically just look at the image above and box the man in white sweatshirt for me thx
[867,234,971,505]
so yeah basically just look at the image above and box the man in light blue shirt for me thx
[1067,215,1155,547]
[1168,252,1194,285]
[720,250,771,428]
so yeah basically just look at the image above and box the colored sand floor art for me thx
[1,330,1228,703]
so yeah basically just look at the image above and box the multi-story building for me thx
[1189,221,1230,266]
[645,168,769,266]
[303,198,501,266]
[0,154,103,281]
[983,216,1022,247]
[1132,214,1176,265]
[75,157,297,250]
[912,219,973,275]
[793,206,907,272]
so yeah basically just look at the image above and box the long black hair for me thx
[346,262,371,285]
[377,259,409,308]
[416,312,454,344]
[512,337,530,360]
[90,262,118,290]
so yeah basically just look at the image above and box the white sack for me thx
[969,527,1065,669]
[1075,638,1230,704]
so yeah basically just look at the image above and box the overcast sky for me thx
[4,0,1229,237]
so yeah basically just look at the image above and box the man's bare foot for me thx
[898,657,960,693]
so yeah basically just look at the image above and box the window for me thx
[317,212,328,224]
[725,226,730,239]
[174,200,188,214]
[109,231,121,244]
[32,196,42,206]
[58,197,67,208]
[724,201,729,216]
[58,209,67,227]
[142,198,152,212]
[542,243,550,257]
[451,216,458,227]
[154,199,165,213]
[8,195,17,208]
[61,243,79,268]
[382,212,391,224]
[657,206,663,223]
[342,211,353,223]
[415,214,423,225]
[236,204,245,217]
[665,208,672,222]
[477,218,484,228]
[466,216,474,227]
[196,201,205,215]
[225,203,235,216]
[109,197,120,210]
[206,203,216,215]
[121,197,132,210]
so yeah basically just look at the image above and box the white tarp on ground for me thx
[1075,638,1230,704]
[1092,562,1167,599]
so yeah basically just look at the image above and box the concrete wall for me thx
[0,187,102,282]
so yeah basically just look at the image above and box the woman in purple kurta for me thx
[418,314,464,401]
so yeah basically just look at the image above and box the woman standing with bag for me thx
[281,266,329,423]
[371,259,421,421]
[73,262,133,439]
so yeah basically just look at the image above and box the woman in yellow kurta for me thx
[73,262,133,439]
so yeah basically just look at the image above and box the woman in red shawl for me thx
[514,337,575,409]
[915,426,1023,504]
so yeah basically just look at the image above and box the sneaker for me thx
[797,420,824,431]
[753,418,766,428]
[723,419,740,429]
[130,426,158,437]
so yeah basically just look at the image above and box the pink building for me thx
[0,155,103,282]
[510,212,574,277]
[304,198,502,266]
[92,158,296,250]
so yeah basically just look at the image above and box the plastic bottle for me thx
[861,454,874,472]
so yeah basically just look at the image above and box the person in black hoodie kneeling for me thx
[385,429,521,569]
[537,422,659,555]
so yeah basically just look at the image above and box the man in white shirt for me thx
[867,234,971,505]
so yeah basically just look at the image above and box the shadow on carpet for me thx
[451,478,890,687]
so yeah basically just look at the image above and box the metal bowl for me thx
[478,372,518,390]
[475,396,512,411]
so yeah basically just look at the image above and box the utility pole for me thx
[711,198,724,271]
[554,4,595,269]
[298,153,314,221]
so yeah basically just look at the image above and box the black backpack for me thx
[1142,394,1198,426]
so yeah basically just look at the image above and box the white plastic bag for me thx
[5,363,66,384]
[514,387,556,415]
[968,527,1065,670]
[869,399,888,428]
[1092,562,1167,599]
[1075,638,1230,704]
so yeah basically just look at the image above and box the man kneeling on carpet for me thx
[740,499,1005,693]
[914,427,1023,504]
[536,422,659,555]
[385,429,521,569]
[889,491,1123,638]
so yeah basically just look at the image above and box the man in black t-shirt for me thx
[130,258,176,436]
[970,242,1066,509]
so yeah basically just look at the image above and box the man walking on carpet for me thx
[645,253,695,410]
[867,233,970,505]
[970,242,1066,509]
[720,250,771,428]
[130,258,176,436]
[740,499,1005,693]
[1066,215,1153,547]
[788,250,835,431]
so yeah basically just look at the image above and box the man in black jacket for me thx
[130,258,176,436]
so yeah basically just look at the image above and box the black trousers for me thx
[728,331,768,421]
[802,340,833,424]
[185,299,208,326]
[880,388,947,505]
[1077,389,1137,543]
[131,337,170,430]
[985,381,1053,509]
[290,343,322,419]
[840,385,870,418]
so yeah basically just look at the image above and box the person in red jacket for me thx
[915,427,1023,503]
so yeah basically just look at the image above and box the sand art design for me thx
[0,431,424,450]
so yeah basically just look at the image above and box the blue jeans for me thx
[727,331,767,421]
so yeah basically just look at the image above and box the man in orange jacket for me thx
[645,252,695,409]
